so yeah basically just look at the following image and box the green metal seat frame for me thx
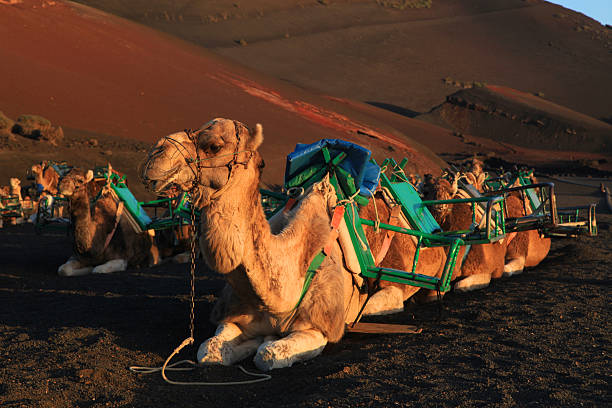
[483,170,597,237]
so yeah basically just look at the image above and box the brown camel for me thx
[140,118,445,370]
[359,191,447,308]
[31,161,61,196]
[422,173,517,292]
[57,168,160,276]
[463,160,551,277]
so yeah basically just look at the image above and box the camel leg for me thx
[253,329,327,371]
[58,257,93,277]
[363,286,409,315]
[197,323,262,366]
[92,259,128,274]
[503,257,526,277]
[454,273,491,292]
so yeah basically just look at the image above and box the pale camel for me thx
[422,173,517,292]
[140,118,444,370]
[464,159,551,277]
[9,178,22,202]
[57,168,160,276]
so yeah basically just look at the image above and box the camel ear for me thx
[477,173,486,187]
[85,170,94,184]
[247,124,263,151]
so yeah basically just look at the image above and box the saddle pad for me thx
[285,139,381,197]
[110,184,152,230]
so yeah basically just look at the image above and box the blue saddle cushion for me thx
[285,139,381,197]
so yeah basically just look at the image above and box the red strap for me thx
[324,206,345,255]
[283,198,297,214]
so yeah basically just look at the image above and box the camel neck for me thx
[69,187,95,254]
[200,179,270,274]
[199,179,298,310]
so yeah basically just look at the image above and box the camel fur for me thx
[57,167,160,276]
[141,118,445,371]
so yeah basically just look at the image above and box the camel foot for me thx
[454,273,491,292]
[197,323,260,366]
[172,251,190,264]
[503,257,525,277]
[58,258,93,277]
[92,259,128,274]
[363,286,405,316]
[253,329,327,372]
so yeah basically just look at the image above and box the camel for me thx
[9,178,22,202]
[462,160,551,277]
[0,177,25,225]
[57,167,160,276]
[31,161,61,197]
[140,118,446,371]
[422,173,518,292]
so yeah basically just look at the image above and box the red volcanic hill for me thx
[0,0,458,187]
[75,0,612,123]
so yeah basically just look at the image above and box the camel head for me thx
[9,178,20,191]
[58,168,94,197]
[30,163,44,182]
[140,118,264,207]
[422,174,457,222]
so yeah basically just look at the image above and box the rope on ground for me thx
[129,337,272,386]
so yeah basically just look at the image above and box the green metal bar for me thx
[411,236,422,274]
[360,218,458,244]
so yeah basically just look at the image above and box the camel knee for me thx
[253,329,327,372]
[58,258,93,277]
[92,259,128,274]
[503,257,526,277]
[454,273,491,292]
[363,286,405,316]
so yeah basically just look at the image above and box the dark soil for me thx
[1,213,609,407]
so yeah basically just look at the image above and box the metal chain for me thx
[188,195,198,340]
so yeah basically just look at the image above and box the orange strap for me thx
[323,206,345,255]
[374,205,402,266]
[103,201,124,251]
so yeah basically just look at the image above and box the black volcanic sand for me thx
[0,213,610,407]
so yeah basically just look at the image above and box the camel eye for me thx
[209,144,222,154]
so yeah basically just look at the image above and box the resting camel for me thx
[463,160,550,277]
[140,118,446,371]
[57,168,160,276]
[422,173,518,292]
[31,161,61,196]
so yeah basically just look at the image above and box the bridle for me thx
[156,120,256,206]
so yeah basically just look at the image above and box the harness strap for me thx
[103,201,124,252]
[293,206,346,312]
[374,205,402,266]
[283,198,297,215]
[323,206,345,255]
